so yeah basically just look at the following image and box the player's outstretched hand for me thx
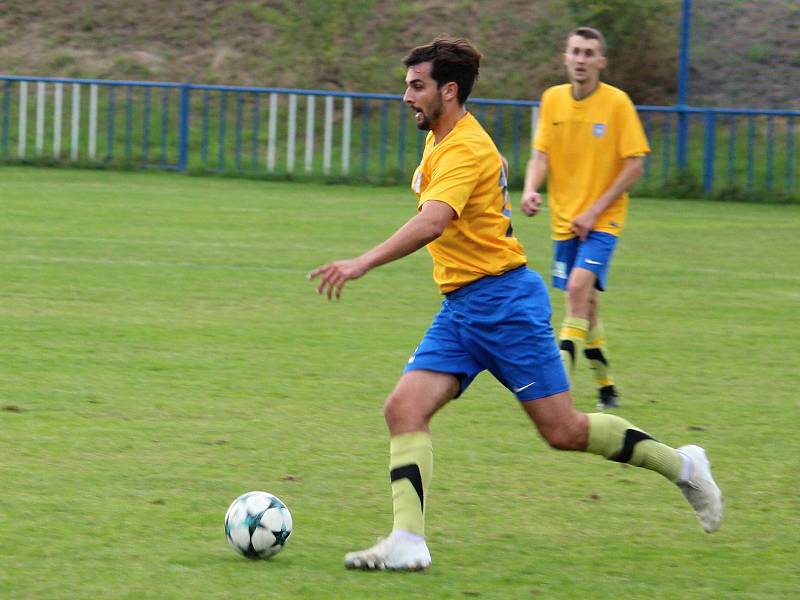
[520,190,542,216]
[307,258,368,300]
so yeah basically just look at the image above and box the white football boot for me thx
[344,530,431,571]
[677,445,723,533]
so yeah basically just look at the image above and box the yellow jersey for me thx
[412,112,527,294]
[533,82,650,240]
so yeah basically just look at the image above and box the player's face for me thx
[563,35,607,84]
[403,62,444,131]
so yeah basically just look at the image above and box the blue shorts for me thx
[552,232,618,291]
[403,266,569,401]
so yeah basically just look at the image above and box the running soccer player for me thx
[522,27,650,409]
[309,37,721,572]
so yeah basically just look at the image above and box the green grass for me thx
[1,166,799,599]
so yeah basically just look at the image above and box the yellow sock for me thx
[584,319,615,388]
[390,432,433,537]
[586,413,682,482]
[559,316,589,379]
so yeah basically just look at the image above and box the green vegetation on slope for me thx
[0,0,678,103]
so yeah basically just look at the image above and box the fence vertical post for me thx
[746,116,755,190]
[676,0,692,171]
[53,83,63,159]
[142,88,151,164]
[35,81,45,156]
[1,81,10,156]
[304,95,315,175]
[766,116,774,191]
[107,86,116,161]
[703,110,715,193]
[267,93,278,172]
[287,93,297,173]
[235,92,244,170]
[727,116,736,187]
[160,88,169,165]
[124,86,133,161]
[178,84,190,171]
[252,92,261,170]
[642,112,652,181]
[342,96,352,175]
[379,100,388,175]
[360,100,370,177]
[70,83,80,162]
[18,81,28,158]
[787,116,794,192]
[323,95,333,176]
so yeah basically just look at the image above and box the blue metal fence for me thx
[1,74,798,198]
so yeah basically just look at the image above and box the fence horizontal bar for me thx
[0,74,539,107]
[640,105,800,117]
[0,74,185,89]
[5,74,798,115]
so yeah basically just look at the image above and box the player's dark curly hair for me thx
[402,37,481,105]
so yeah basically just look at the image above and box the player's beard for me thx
[414,95,444,131]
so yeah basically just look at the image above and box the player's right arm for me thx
[308,200,455,300]
[521,150,548,216]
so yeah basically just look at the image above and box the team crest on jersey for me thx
[592,123,606,138]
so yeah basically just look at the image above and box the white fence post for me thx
[342,96,352,175]
[267,92,277,172]
[323,95,333,175]
[35,81,45,156]
[18,81,28,158]
[53,83,63,158]
[88,84,98,160]
[287,93,297,173]
[304,95,315,174]
[70,83,80,161]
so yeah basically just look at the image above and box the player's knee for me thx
[565,279,591,309]
[383,390,422,433]
[538,414,588,451]
[541,428,582,451]
[383,392,401,427]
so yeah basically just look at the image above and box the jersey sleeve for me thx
[419,142,479,217]
[617,95,651,158]
[532,90,550,153]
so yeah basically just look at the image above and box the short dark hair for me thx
[402,37,481,105]
[566,27,606,55]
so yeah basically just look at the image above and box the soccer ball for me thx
[224,491,293,559]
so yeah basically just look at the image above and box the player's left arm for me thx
[570,156,644,241]
[308,200,456,300]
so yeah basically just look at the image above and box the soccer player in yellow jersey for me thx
[309,37,721,572]
[522,27,650,409]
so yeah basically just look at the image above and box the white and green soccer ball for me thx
[224,491,293,559]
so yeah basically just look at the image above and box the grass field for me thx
[1,166,798,599]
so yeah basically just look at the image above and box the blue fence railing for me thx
[1,74,798,198]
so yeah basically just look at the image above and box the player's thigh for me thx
[404,303,483,398]
[468,269,569,402]
[384,370,460,434]
[573,232,618,291]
